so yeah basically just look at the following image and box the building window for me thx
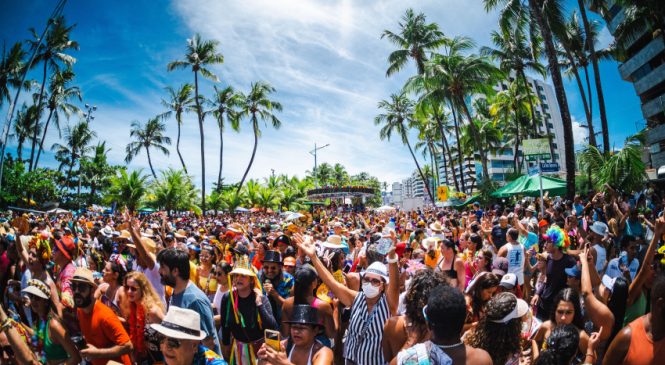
[547,123,554,129]
[552,143,558,149]
[537,85,544,91]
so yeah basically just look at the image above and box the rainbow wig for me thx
[545,226,570,251]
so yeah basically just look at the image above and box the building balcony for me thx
[635,62,665,96]
[642,93,665,119]
[620,37,665,81]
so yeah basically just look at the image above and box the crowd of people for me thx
[0,185,664,365]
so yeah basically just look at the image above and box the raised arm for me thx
[580,247,614,342]
[293,234,357,307]
[125,210,156,269]
[628,217,664,305]
[386,232,399,316]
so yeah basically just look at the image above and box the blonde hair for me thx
[120,271,165,317]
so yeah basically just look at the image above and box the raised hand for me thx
[292,233,316,258]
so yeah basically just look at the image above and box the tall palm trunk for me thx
[146,146,157,179]
[405,137,435,203]
[518,71,539,137]
[450,104,466,193]
[513,119,520,172]
[217,118,224,188]
[17,139,24,161]
[582,65,593,124]
[578,0,609,153]
[237,118,259,194]
[565,51,597,147]
[432,110,457,190]
[175,116,188,173]
[29,61,48,172]
[460,100,490,183]
[62,153,75,193]
[530,0,576,198]
[194,71,206,211]
[428,142,441,187]
[34,107,54,169]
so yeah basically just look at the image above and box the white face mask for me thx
[362,282,381,298]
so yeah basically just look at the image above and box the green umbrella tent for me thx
[491,175,566,198]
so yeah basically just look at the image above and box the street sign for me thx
[523,138,550,156]
[525,153,551,161]
[437,186,448,201]
[528,166,539,176]
[540,162,559,173]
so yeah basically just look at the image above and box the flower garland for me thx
[31,318,47,364]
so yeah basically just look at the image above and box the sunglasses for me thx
[70,282,91,292]
[125,285,139,292]
[361,276,383,287]
[159,335,181,349]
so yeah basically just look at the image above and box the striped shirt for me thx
[344,292,390,365]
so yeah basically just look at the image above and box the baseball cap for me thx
[499,273,517,289]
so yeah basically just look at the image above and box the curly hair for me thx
[120,271,166,318]
[405,269,448,327]
[535,324,580,365]
[465,292,522,365]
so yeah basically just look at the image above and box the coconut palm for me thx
[413,113,442,187]
[556,11,597,148]
[149,168,201,214]
[125,117,171,180]
[235,81,282,193]
[578,0,610,153]
[381,8,447,76]
[0,42,28,108]
[242,179,262,207]
[310,162,334,186]
[375,92,435,203]
[26,15,79,171]
[256,185,278,211]
[484,0,577,197]
[34,67,81,169]
[207,85,241,188]
[51,120,95,192]
[10,103,38,162]
[106,169,149,212]
[167,34,225,211]
[79,141,114,206]
[332,163,349,186]
[220,189,245,214]
[160,84,194,173]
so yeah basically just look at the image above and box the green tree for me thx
[167,34,225,211]
[0,42,28,108]
[236,81,282,193]
[27,16,79,172]
[332,163,349,186]
[160,84,194,173]
[242,179,262,207]
[79,141,115,205]
[52,120,95,192]
[34,67,81,169]
[256,185,278,211]
[310,162,334,186]
[9,103,38,162]
[125,117,171,180]
[148,168,201,214]
[220,189,245,214]
[207,85,241,188]
[381,8,446,76]
[106,169,149,213]
[0,158,62,206]
[374,92,435,203]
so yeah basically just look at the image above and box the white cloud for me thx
[571,116,589,146]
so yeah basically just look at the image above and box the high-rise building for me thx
[392,182,403,205]
[435,76,566,191]
[592,2,665,167]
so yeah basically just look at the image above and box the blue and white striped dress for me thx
[343,291,390,365]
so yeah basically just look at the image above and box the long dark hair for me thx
[608,276,629,343]
[469,272,500,319]
[535,324,580,365]
[294,266,319,305]
[550,288,584,329]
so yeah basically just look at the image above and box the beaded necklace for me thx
[31,318,47,364]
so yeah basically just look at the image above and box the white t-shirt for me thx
[138,262,166,306]
[593,243,607,274]
[506,242,525,285]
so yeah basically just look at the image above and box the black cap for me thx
[273,235,291,246]
[284,305,321,326]
[262,250,283,264]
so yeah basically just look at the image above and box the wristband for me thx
[386,256,399,264]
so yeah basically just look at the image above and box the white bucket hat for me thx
[364,261,389,284]
[150,306,206,340]
[590,221,609,237]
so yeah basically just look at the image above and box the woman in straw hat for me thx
[0,279,81,364]
[257,305,333,365]
[15,234,62,316]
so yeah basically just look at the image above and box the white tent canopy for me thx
[47,208,70,214]
[375,205,396,212]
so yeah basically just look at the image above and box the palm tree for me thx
[125,117,171,180]
[27,16,79,172]
[256,185,278,211]
[236,81,282,193]
[167,34,225,211]
[556,11,597,148]
[160,84,194,173]
[242,179,262,207]
[0,42,28,108]
[381,8,447,76]
[10,103,37,161]
[413,113,442,187]
[207,85,241,188]
[149,168,201,214]
[484,0,577,197]
[375,92,435,203]
[480,20,546,135]
[577,144,604,191]
[106,169,149,213]
[310,162,334,186]
[51,120,95,192]
[220,189,245,214]
[332,163,349,186]
[79,141,114,206]
[34,67,81,169]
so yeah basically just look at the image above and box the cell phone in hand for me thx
[265,329,281,351]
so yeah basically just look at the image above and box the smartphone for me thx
[264,329,281,351]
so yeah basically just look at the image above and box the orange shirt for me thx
[624,315,665,365]
[77,301,132,365]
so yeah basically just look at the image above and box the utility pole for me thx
[309,143,329,188]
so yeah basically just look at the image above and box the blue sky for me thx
[0,0,645,191]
